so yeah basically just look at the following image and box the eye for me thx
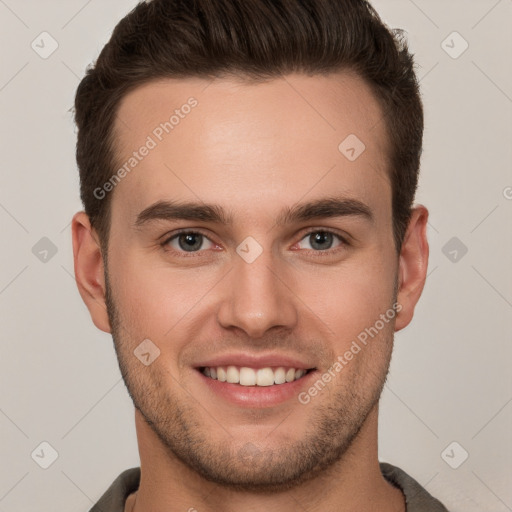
[163,231,217,253]
[161,228,348,256]
[295,230,346,251]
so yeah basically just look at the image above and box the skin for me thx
[72,72,429,512]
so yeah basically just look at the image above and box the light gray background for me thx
[1,1,511,511]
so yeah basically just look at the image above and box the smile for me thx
[200,365,314,387]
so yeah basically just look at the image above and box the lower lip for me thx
[196,369,318,408]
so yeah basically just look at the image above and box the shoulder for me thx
[380,462,450,512]
[88,467,141,512]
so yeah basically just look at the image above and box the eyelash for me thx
[161,228,349,257]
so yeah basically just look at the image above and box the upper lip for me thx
[194,353,316,370]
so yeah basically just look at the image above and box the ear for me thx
[395,205,429,332]
[71,211,111,333]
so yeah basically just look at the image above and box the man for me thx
[71,0,448,510]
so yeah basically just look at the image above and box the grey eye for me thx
[166,232,215,253]
[308,232,334,250]
[177,233,204,251]
[297,231,342,251]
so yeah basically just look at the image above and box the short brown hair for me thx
[74,0,423,251]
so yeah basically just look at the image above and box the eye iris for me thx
[310,231,333,250]
[178,233,202,251]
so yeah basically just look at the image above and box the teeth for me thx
[226,365,239,384]
[201,366,311,386]
[256,368,274,386]
[240,367,256,386]
[274,367,286,384]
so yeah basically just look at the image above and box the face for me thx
[97,72,403,490]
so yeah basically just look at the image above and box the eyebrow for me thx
[134,196,373,228]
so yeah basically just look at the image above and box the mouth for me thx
[194,363,319,408]
[192,352,319,408]
[198,365,316,387]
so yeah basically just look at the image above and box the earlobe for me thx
[71,211,111,333]
[395,205,429,332]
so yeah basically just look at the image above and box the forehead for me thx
[110,72,390,223]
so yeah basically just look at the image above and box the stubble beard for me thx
[104,268,394,493]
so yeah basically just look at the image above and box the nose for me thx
[216,247,298,339]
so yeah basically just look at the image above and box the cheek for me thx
[109,254,222,339]
[299,256,396,346]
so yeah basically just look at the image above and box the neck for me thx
[129,405,405,512]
